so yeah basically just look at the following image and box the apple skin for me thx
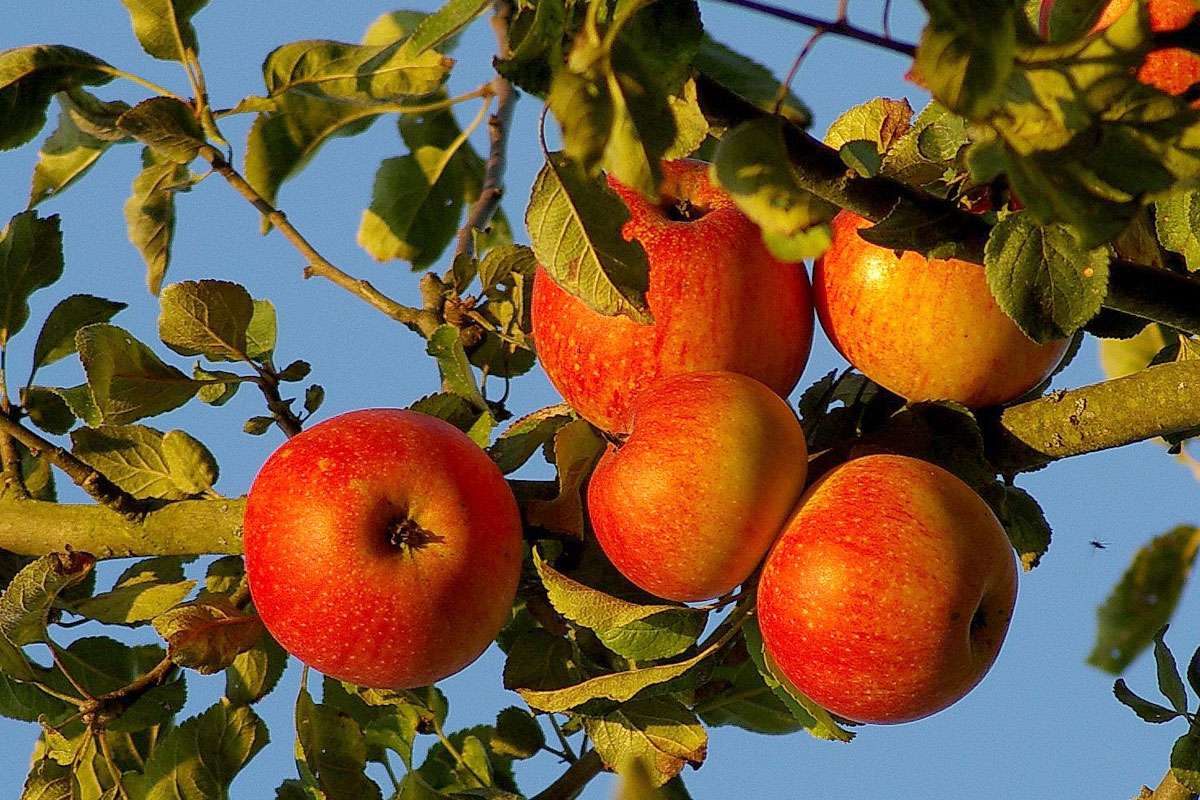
[586,371,808,602]
[243,409,523,688]
[757,454,1018,725]
[532,159,814,433]
[1040,0,1200,97]
[814,211,1069,407]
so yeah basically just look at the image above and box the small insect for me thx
[1089,540,1108,550]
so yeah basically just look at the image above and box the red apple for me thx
[757,454,1018,724]
[243,409,523,688]
[532,159,814,433]
[814,211,1069,407]
[1040,0,1200,98]
[587,371,808,602]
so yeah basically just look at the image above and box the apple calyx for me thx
[663,196,709,222]
[386,515,442,551]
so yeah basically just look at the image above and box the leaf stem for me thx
[547,713,577,763]
[94,66,184,101]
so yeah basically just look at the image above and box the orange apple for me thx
[813,211,1069,407]
[757,454,1018,724]
[1040,0,1200,97]
[243,409,523,688]
[532,159,814,433]
[586,371,808,602]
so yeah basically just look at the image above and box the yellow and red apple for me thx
[587,371,808,602]
[757,454,1018,724]
[532,159,814,433]
[243,409,523,688]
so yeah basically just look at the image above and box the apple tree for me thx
[1,0,1200,798]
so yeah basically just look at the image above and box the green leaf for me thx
[1089,526,1200,673]
[584,697,707,787]
[53,384,100,428]
[488,404,574,474]
[694,659,802,735]
[277,360,311,382]
[502,629,582,694]
[713,118,838,241]
[76,324,201,424]
[880,101,969,189]
[989,484,1053,571]
[522,419,605,538]
[0,211,63,346]
[29,99,123,206]
[1154,627,1190,714]
[19,757,72,800]
[534,550,705,660]
[132,700,269,800]
[1155,189,1200,271]
[153,597,264,674]
[246,298,277,360]
[425,324,488,409]
[693,35,811,127]
[0,553,95,681]
[0,670,75,723]
[494,0,567,96]
[0,45,113,151]
[117,97,207,164]
[162,429,219,494]
[69,556,195,625]
[194,364,242,405]
[364,706,424,772]
[825,97,914,178]
[296,686,383,800]
[119,0,209,62]
[14,444,56,503]
[1038,0,1110,40]
[525,152,651,323]
[855,203,981,261]
[158,279,255,362]
[125,147,192,295]
[31,294,126,373]
[742,618,855,742]
[398,0,489,57]
[492,707,543,760]
[1113,678,1181,723]
[263,40,448,103]
[358,147,465,267]
[1099,323,1170,379]
[304,385,325,416]
[20,386,74,435]
[1173,732,1200,792]
[110,674,187,732]
[225,632,288,706]
[244,416,274,436]
[984,214,1110,342]
[71,424,200,500]
[915,0,1017,120]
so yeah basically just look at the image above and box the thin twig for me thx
[708,0,917,56]
[529,750,604,800]
[196,145,441,337]
[453,0,519,263]
[0,353,28,500]
[548,714,577,763]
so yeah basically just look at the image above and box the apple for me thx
[757,454,1018,724]
[532,159,814,433]
[814,211,1069,407]
[1040,0,1200,99]
[243,409,523,688]
[586,371,808,602]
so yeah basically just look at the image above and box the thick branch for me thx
[989,359,1200,473]
[530,750,604,800]
[197,145,441,337]
[694,76,1200,337]
[0,498,246,558]
[453,0,518,262]
[708,0,917,56]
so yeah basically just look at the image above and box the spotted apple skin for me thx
[532,159,814,433]
[587,371,808,602]
[758,454,1019,724]
[243,409,522,689]
[814,211,1069,407]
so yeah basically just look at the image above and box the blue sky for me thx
[2,1,1198,797]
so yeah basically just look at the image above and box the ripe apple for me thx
[1040,0,1200,98]
[757,454,1018,724]
[814,211,1069,407]
[532,159,814,433]
[243,409,523,688]
[587,371,808,602]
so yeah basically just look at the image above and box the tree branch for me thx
[0,415,149,516]
[196,145,442,338]
[693,75,1200,337]
[1140,768,1199,800]
[988,359,1200,474]
[453,0,518,263]
[530,749,604,800]
[707,0,917,56]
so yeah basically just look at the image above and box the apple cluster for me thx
[240,157,1062,726]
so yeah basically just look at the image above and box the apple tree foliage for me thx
[0,0,1199,797]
